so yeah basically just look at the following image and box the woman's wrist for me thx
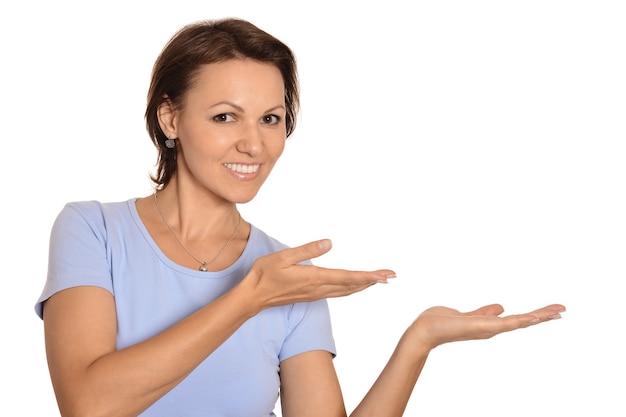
[229,276,265,318]
[394,321,435,365]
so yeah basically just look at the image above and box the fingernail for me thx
[317,239,332,250]
[376,273,396,284]
[549,313,562,320]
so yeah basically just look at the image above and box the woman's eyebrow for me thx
[209,101,286,113]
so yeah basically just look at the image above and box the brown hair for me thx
[145,18,300,188]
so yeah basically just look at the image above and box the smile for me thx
[224,163,260,174]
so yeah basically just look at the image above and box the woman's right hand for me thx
[241,239,396,310]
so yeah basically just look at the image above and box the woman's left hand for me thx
[406,303,566,352]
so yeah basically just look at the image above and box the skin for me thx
[42,59,566,417]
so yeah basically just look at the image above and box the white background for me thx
[2,0,624,415]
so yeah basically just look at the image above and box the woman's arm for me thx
[280,303,565,417]
[43,239,394,417]
[279,351,348,417]
[351,303,565,417]
[44,283,258,417]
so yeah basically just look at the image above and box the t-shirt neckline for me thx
[127,198,255,277]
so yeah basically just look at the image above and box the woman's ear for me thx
[157,98,179,138]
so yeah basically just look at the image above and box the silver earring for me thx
[165,138,176,149]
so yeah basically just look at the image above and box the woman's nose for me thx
[235,123,263,156]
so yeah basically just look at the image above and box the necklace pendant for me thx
[154,192,241,273]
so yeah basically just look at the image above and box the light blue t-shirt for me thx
[35,199,336,416]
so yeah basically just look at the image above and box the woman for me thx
[35,18,565,417]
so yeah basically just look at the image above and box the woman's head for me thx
[146,18,300,188]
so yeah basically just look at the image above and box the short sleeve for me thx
[278,299,336,362]
[35,202,114,318]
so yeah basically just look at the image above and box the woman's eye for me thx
[213,113,234,122]
[262,114,280,125]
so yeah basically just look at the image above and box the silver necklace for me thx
[153,192,242,272]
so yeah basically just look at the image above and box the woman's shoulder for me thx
[246,225,315,265]
[58,198,137,218]
[248,224,291,253]
[51,198,140,235]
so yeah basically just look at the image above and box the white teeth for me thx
[225,163,259,174]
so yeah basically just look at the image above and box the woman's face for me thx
[161,59,287,203]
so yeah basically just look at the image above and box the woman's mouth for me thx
[224,163,260,174]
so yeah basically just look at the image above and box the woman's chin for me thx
[230,190,261,205]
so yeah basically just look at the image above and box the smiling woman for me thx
[34,17,565,417]
[155,59,287,208]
